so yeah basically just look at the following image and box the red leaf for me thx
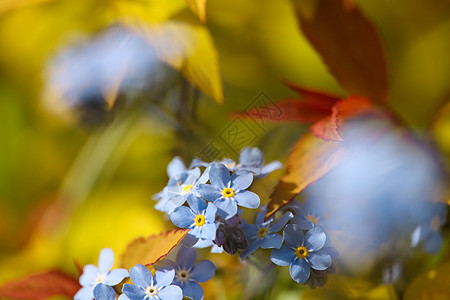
[294,0,388,104]
[266,133,347,220]
[0,270,81,299]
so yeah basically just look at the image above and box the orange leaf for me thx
[311,96,375,141]
[0,271,81,299]
[294,0,388,104]
[266,133,347,220]
[121,229,189,269]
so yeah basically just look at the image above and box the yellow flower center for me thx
[306,214,319,224]
[145,286,158,297]
[194,214,206,226]
[182,184,193,193]
[222,188,235,198]
[295,246,308,259]
[257,227,268,238]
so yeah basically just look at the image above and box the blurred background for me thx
[0,0,449,299]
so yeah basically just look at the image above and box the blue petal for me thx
[129,264,153,287]
[118,293,130,300]
[424,232,444,254]
[122,283,146,300]
[210,244,224,253]
[269,211,294,232]
[170,207,195,229]
[200,223,217,240]
[74,286,94,300]
[270,245,296,266]
[157,285,183,300]
[255,210,266,226]
[167,157,186,178]
[181,234,199,247]
[197,184,222,202]
[204,202,217,223]
[155,259,178,271]
[289,258,311,284]
[239,147,263,167]
[306,249,332,270]
[259,161,283,177]
[190,260,215,282]
[214,197,237,217]
[283,224,304,249]
[182,281,204,300]
[197,165,210,184]
[209,164,231,188]
[304,227,326,252]
[154,269,175,289]
[241,223,258,239]
[105,268,129,285]
[186,168,201,180]
[187,195,206,215]
[234,191,260,209]
[177,247,197,269]
[239,239,260,260]
[291,215,314,231]
[98,248,114,274]
[93,283,116,300]
[230,170,253,190]
[261,233,283,249]
[80,264,98,286]
[193,238,214,248]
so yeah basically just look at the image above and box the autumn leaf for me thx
[0,271,81,299]
[121,229,189,269]
[266,133,347,219]
[185,0,208,23]
[293,0,388,104]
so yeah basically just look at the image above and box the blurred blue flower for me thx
[197,164,260,219]
[122,264,182,300]
[93,284,116,300]
[411,202,447,253]
[237,147,282,178]
[170,195,217,242]
[271,225,332,284]
[240,210,293,259]
[290,198,341,231]
[75,248,129,300]
[157,247,215,300]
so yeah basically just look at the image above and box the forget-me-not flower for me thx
[271,225,332,284]
[157,247,215,300]
[237,147,282,178]
[93,284,116,300]
[411,202,446,253]
[122,264,182,300]
[240,210,293,259]
[75,248,129,300]
[170,195,217,242]
[290,198,341,232]
[197,164,260,219]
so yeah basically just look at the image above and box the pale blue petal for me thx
[186,168,201,181]
[187,195,206,215]
[80,264,98,286]
[167,157,186,178]
[130,264,153,287]
[261,233,283,249]
[242,223,258,239]
[197,165,210,184]
[182,234,199,247]
[239,239,260,260]
[239,147,263,167]
[210,244,224,253]
[200,223,217,240]
[230,171,253,191]
[424,232,443,254]
[289,258,311,284]
[154,269,175,289]
[170,207,195,229]
[122,283,146,300]
[270,245,296,266]
[176,247,197,269]
[204,202,217,222]
[190,260,215,282]
[234,191,260,209]
[214,197,237,217]
[98,248,114,274]
[411,226,422,247]
[269,211,294,232]
[94,283,116,300]
[74,286,94,300]
[182,281,204,300]
[255,210,266,226]
[193,238,214,249]
[118,293,130,300]
[291,216,314,230]
[259,161,283,177]
[306,249,332,270]
[283,224,304,248]
[304,227,326,252]
[105,268,129,285]
[157,285,183,300]
[209,164,231,188]
[197,184,222,202]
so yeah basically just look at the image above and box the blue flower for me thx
[157,247,215,300]
[197,164,260,219]
[75,248,129,300]
[290,198,341,231]
[122,264,183,300]
[270,225,332,284]
[411,202,446,254]
[170,195,217,242]
[237,147,282,178]
[240,210,293,259]
[93,284,116,300]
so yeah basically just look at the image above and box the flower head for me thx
[122,264,182,300]
[157,247,215,300]
[270,225,332,284]
[197,164,260,219]
[75,248,129,300]
[237,147,282,178]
